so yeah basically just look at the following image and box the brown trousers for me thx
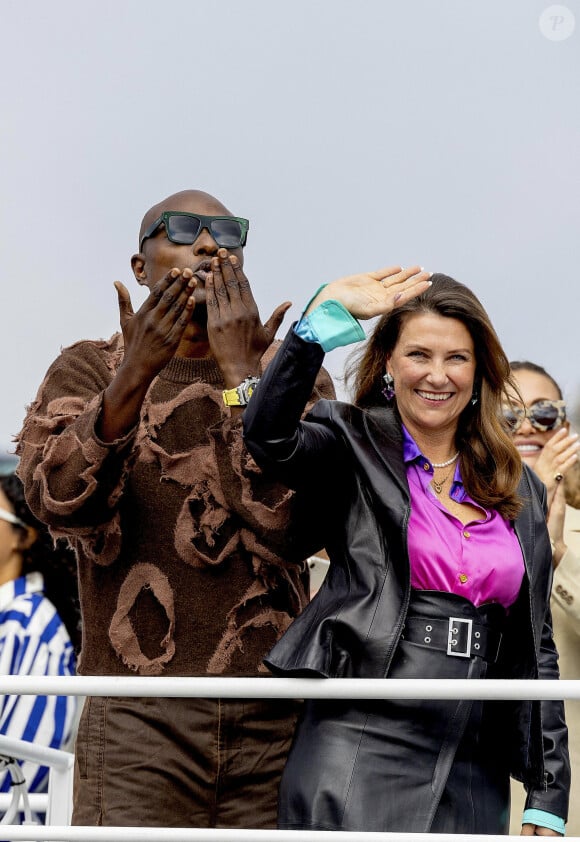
[72,696,300,828]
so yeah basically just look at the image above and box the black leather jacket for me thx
[243,326,570,820]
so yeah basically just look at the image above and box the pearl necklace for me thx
[431,452,459,469]
[430,452,460,495]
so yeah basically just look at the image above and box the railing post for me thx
[46,759,74,826]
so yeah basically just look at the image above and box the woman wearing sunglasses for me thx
[505,362,580,837]
[243,270,569,836]
[0,472,79,801]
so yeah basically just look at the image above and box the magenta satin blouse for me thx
[403,427,525,610]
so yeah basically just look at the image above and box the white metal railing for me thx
[3,675,580,699]
[0,827,559,841]
[0,733,74,826]
[1,675,579,841]
[0,792,49,813]
[0,827,562,841]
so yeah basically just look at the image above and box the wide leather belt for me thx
[401,615,503,664]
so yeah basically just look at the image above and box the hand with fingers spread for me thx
[532,428,580,566]
[547,481,567,566]
[206,248,291,387]
[115,268,197,379]
[99,268,197,441]
[305,265,432,321]
[531,426,580,506]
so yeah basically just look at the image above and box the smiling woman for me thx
[347,273,523,520]
[243,270,570,836]
[384,312,476,449]
[506,364,577,478]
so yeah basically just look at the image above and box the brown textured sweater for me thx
[17,333,335,677]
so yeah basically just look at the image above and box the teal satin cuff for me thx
[302,284,329,313]
[295,291,365,352]
[522,808,565,835]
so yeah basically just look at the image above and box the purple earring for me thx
[382,373,395,401]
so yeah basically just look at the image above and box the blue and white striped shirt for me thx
[0,572,77,793]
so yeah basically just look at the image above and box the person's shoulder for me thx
[2,573,45,611]
[521,462,545,496]
[3,587,70,647]
[59,332,123,361]
[564,461,580,508]
[44,332,124,380]
[360,404,402,437]
[21,332,124,418]
[518,464,549,518]
[308,398,391,429]
[0,582,43,628]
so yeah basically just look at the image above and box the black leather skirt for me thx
[278,590,511,834]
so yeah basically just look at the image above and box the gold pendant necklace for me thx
[432,471,452,495]
[430,452,459,494]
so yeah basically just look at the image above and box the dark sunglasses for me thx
[502,399,567,433]
[140,211,249,252]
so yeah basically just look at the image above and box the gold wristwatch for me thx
[222,376,260,407]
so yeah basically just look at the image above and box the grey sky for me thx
[1,0,579,457]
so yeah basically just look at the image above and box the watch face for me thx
[241,377,260,403]
[222,377,260,407]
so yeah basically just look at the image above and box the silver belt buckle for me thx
[447,617,472,657]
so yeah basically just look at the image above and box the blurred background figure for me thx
[0,452,18,476]
[0,472,79,798]
[505,362,580,837]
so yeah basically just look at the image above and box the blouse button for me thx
[423,462,430,471]
[459,573,468,584]
[463,530,471,539]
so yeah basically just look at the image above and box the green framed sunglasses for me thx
[140,211,249,252]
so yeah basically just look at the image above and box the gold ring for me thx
[554,473,564,482]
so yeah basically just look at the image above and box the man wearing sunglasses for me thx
[16,189,335,829]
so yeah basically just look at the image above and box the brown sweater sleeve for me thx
[16,336,136,562]
[210,347,336,557]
